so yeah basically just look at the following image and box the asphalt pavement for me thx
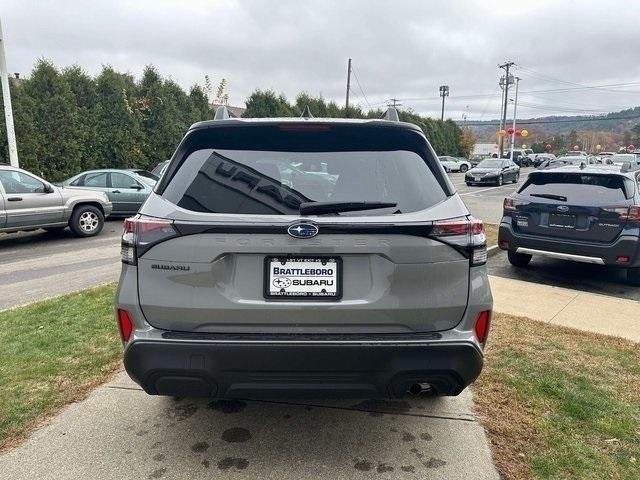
[0,373,499,480]
[447,167,534,223]
[0,219,122,310]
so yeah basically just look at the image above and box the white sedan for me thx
[439,156,471,173]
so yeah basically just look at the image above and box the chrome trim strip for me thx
[516,247,605,265]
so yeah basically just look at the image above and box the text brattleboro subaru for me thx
[116,107,493,399]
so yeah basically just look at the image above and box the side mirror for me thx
[44,183,54,193]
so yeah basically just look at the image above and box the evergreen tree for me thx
[22,60,84,180]
[93,66,146,170]
[61,65,98,170]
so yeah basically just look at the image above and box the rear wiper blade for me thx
[299,201,398,215]
[530,193,567,201]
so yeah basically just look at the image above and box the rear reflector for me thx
[474,310,492,345]
[117,309,134,342]
[616,255,630,264]
[499,240,509,249]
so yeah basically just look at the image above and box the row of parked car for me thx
[0,163,165,237]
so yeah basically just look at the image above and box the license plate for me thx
[549,214,576,229]
[265,257,341,299]
[474,177,481,182]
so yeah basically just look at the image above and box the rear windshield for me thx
[162,149,447,215]
[518,173,634,203]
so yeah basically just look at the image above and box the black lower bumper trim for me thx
[124,340,483,399]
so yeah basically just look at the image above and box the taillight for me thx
[431,217,487,266]
[474,310,492,345]
[117,308,134,342]
[604,206,640,225]
[503,197,529,213]
[626,206,640,223]
[121,215,177,265]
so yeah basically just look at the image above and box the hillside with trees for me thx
[469,107,640,153]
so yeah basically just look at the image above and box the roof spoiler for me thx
[382,107,400,122]
[213,105,237,120]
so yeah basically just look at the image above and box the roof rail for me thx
[382,107,400,122]
[300,105,314,119]
[214,105,236,120]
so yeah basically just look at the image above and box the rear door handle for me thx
[7,197,22,202]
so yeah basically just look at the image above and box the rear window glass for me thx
[162,149,447,215]
[519,173,634,203]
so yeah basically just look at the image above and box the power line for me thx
[350,66,373,110]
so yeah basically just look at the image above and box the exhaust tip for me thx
[407,382,432,396]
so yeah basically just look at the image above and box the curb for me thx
[487,245,501,258]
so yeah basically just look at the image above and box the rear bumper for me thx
[465,175,499,184]
[499,219,640,267]
[123,338,483,399]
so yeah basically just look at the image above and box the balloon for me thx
[497,129,506,137]
[573,145,579,150]
[595,144,602,150]
[506,127,515,135]
[521,129,529,137]
[545,144,552,151]
[628,144,636,151]
[521,144,527,148]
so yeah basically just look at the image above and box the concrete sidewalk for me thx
[0,373,499,480]
[490,275,640,343]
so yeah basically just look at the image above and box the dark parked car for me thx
[532,153,556,168]
[465,159,520,186]
[499,165,640,284]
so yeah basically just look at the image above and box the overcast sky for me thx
[3,0,640,120]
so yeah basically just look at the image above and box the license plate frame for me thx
[549,213,576,229]
[264,256,343,300]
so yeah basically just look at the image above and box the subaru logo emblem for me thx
[287,222,319,239]
[557,205,569,212]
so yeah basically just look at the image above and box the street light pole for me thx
[0,18,18,167]
[439,85,449,121]
[509,77,520,163]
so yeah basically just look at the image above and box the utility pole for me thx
[0,18,18,167]
[345,58,352,111]
[388,98,402,108]
[498,61,515,157]
[439,85,449,121]
[509,77,520,162]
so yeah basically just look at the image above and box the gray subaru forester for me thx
[116,108,493,399]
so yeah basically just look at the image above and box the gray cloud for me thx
[3,0,640,120]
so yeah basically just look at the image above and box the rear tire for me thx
[69,205,104,238]
[507,250,532,268]
[497,175,503,186]
[460,164,468,173]
[627,267,640,286]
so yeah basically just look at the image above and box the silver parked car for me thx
[116,109,493,399]
[61,169,156,216]
[0,164,112,237]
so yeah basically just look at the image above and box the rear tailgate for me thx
[509,171,634,243]
[136,226,470,334]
